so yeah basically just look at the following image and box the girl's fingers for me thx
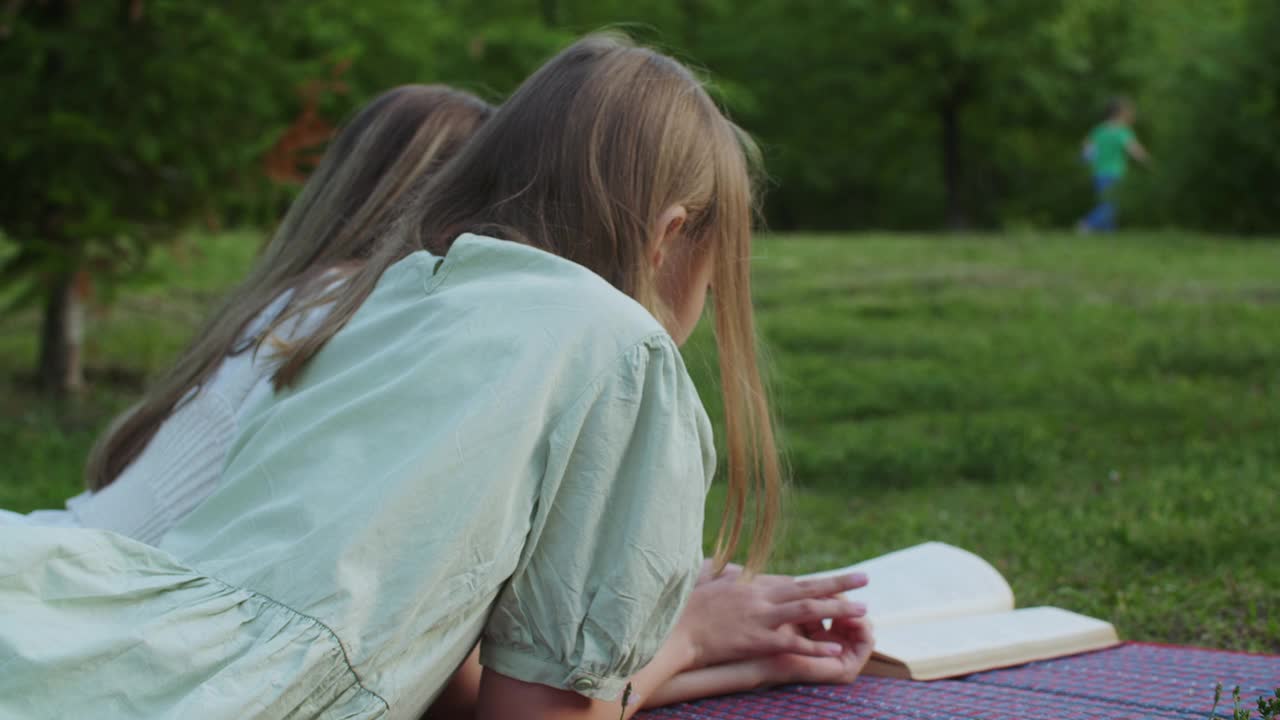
[830,615,867,630]
[774,632,849,658]
[769,597,867,627]
[830,616,874,641]
[830,617,876,662]
[851,624,875,664]
[769,573,868,603]
[800,619,826,638]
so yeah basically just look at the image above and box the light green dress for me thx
[0,234,716,719]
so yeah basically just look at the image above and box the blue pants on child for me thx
[1082,175,1119,232]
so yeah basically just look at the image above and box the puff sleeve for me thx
[479,334,716,701]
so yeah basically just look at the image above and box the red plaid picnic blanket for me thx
[640,643,1280,719]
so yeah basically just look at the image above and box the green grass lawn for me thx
[2,230,1277,652]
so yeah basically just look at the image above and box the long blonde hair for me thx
[268,35,782,571]
[85,84,493,491]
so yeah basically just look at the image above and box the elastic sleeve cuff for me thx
[479,642,628,702]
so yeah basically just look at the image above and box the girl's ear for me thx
[649,205,689,270]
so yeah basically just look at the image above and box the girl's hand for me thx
[640,617,876,709]
[679,570,869,669]
[697,558,743,584]
[756,617,876,687]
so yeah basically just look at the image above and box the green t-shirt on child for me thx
[1088,122,1135,178]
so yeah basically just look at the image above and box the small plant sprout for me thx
[1258,687,1280,719]
[1207,682,1280,720]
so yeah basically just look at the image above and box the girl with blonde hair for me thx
[0,84,493,542]
[0,36,872,719]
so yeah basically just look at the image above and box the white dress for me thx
[0,292,317,545]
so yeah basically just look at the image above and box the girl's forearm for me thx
[428,649,768,719]
[619,626,701,716]
[640,660,768,709]
[422,647,482,720]
[476,626,697,720]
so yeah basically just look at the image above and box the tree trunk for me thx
[940,97,967,230]
[30,0,82,394]
[36,268,88,394]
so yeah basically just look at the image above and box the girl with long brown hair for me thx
[0,84,493,541]
[0,36,872,719]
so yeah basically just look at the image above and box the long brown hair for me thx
[85,84,493,491]
[269,35,782,571]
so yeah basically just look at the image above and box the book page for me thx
[871,606,1119,680]
[802,542,1015,629]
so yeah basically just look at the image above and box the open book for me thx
[804,542,1119,680]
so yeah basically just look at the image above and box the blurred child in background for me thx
[1078,97,1150,233]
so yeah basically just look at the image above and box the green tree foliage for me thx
[535,0,1142,230]
[716,0,1101,230]
[1,0,1275,391]
[1125,0,1277,234]
[0,1,452,391]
